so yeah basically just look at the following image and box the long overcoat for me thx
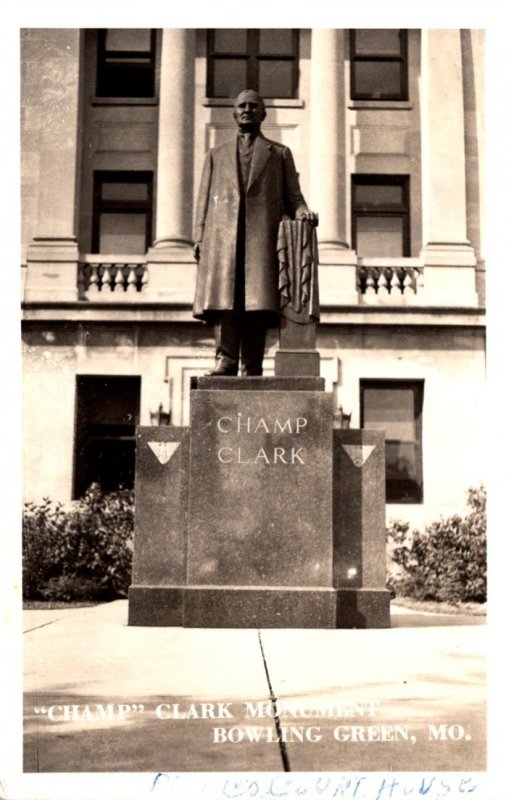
[193,134,308,320]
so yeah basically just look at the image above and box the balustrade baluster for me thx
[390,268,402,296]
[365,269,376,295]
[100,264,113,293]
[358,266,367,294]
[403,269,415,296]
[87,263,100,296]
[108,264,118,292]
[139,264,149,291]
[77,263,87,299]
[126,264,138,293]
[114,263,126,292]
[377,269,389,296]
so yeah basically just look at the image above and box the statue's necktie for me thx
[240,133,254,151]
[239,134,255,188]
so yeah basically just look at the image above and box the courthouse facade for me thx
[21,29,485,526]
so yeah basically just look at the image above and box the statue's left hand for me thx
[296,208,319,227]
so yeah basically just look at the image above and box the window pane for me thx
[363,388,416,440]
[212,58,248,96]
[354,29,402,56]
[259,29,293,55]
[355,184,404,209]
[385,443,421,502]
[105,29,152,52]
[354,61,402,98]
[258,59,293,98]
[356,216,403,257]
[386,442,418,478]
[101,182,148,202]
[98,64,154,97]
[99,213,146,254]
[85,440,137,493]
[213,29,248,53]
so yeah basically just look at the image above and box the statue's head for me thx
[233,89,266,132]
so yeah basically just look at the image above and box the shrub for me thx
[39,575,104,602]
[387,484,486,603]
[22,484,134,602]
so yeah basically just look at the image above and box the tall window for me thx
[73,376,141,499]
[361,380,424,504]
[207,29,299,98]
[96,29,156,98]
[92,171,153,254]
[350,30,408,101]
[352,175,410,257]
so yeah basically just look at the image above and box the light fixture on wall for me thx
[333,405,352,430]
[150,403,171,426]
[331,367,350,429]
[150,376,173,425]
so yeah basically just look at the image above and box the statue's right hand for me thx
[193,243,201,263]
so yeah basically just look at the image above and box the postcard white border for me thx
[3,2,504,799]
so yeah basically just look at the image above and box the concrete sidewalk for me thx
[23,601,486,773]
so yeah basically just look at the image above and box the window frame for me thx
[92,170,154,255]
[351,174,411,258]
[360,379,424,505]
[206,29,300,99]
[96,28,156,99]
[350,29,408,101]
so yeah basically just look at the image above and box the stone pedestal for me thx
[275,317,320,377]
[185,377,333,627]
[128,426,190,626]
[128,378,390,629]
[333,429,390,628]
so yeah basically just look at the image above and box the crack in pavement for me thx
[24,619,62,634]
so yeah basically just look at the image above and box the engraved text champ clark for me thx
[216,412,309,465]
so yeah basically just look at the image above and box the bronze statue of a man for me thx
[193,89,317,376]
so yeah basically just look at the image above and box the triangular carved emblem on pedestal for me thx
[147,441,180,465]
[341,444,376,468]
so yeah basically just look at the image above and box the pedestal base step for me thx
[128,586,390,629]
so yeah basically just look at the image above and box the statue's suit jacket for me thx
[193,134,308,320]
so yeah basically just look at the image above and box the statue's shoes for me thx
[204,366,238,376]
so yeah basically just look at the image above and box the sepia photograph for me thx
[2,3,500,799]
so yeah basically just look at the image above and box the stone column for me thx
[146,29,196,299]
[24,29,82,301]
[421,29,477,306]
[309,29,357,303]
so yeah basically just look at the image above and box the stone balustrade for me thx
[77,255,432,306]
[357,260,424,301]
[78,256,148,299]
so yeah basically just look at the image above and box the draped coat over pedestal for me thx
[192,134,308,320]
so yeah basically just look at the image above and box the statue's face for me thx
[233,90,266,130]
